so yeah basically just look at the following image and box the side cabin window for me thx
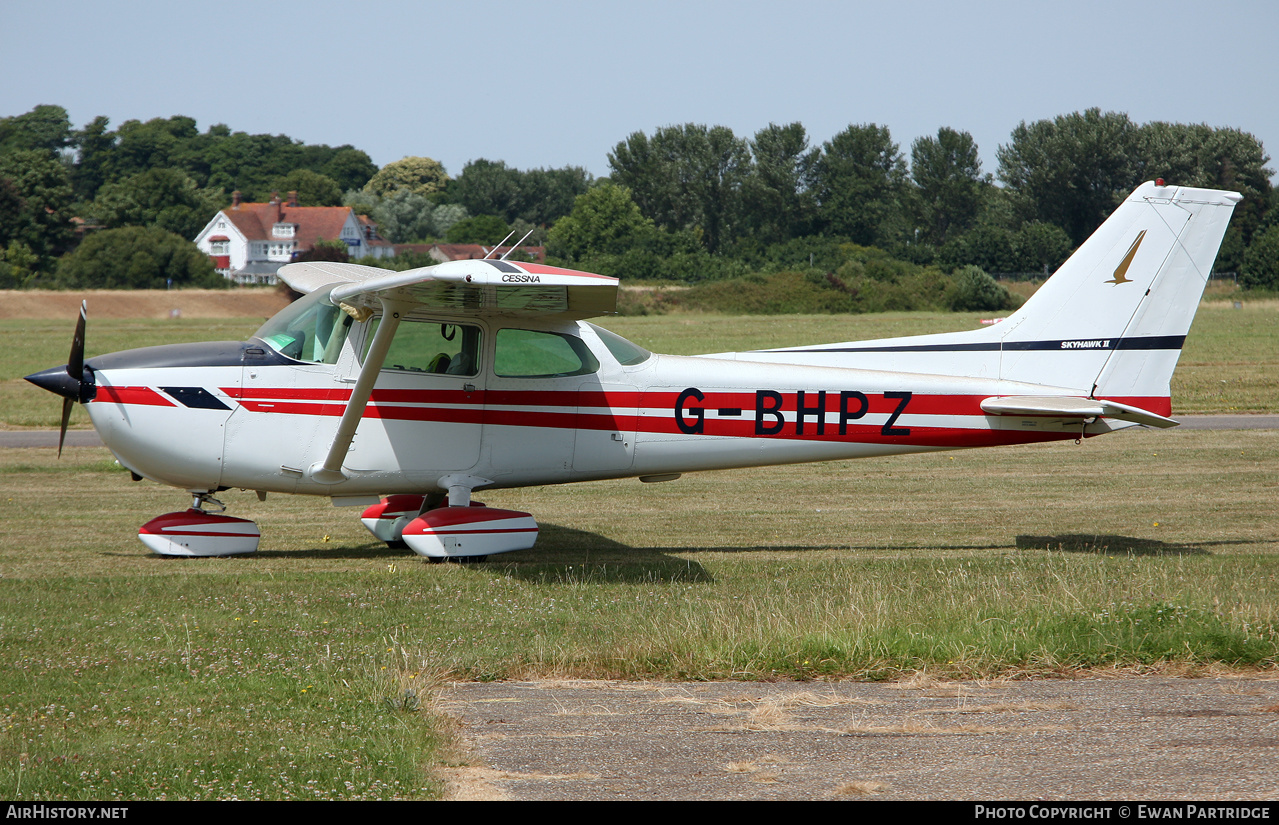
[364,318,482,376]
[494,329,599,378]
[254,288,353,364]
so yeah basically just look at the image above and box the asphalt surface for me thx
[2,416,1277,450]
[0,430,105,448]
[440,676,1279,801]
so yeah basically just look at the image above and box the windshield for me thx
[253,287,353,364]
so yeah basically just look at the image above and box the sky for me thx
[4,0,1277,181]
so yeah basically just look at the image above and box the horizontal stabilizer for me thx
[980,396,1178,428]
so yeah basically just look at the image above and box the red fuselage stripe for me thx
[95,386,175,407]
[105,386,1171,448]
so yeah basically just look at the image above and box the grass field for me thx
[1,300,1276,799]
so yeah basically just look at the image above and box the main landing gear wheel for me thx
[361,495,536,559]
[401,506,536,559]
[137,494,260,557]
[360,494,430,549]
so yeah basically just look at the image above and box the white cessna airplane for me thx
[26,181,1239,558]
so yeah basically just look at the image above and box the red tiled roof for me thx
[221,202,354,251]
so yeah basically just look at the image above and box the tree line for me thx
[2,104,1277,297]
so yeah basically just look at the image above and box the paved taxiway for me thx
[441,676,1279,801]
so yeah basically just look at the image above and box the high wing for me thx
[273,261,385,295]
[278,259,618,321]
[275,258,620,484]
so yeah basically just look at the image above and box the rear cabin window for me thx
[363,319,482,376]
[494,329,599,378]
[590,324,651,366]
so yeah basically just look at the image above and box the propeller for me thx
[24,300,95,457]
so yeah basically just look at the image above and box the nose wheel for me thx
[137,493,260,557]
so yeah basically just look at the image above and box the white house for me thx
[193,191,394,285]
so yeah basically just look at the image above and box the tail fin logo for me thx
[1106,230,1146,285]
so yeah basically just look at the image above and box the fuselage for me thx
[75,310,1112,499]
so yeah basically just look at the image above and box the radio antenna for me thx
[500,228,536,260]
[483,229,519,259]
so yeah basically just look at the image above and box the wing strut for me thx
[309,298,411,484]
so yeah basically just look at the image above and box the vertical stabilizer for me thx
[996,182,1239,411]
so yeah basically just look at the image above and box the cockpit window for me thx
[494,329,599,378]
[590,324,651,366]
[363,318,482,376]
[254,287,353,364]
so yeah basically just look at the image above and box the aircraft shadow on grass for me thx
[210,523,717,583]
[137,525,1264,574]
[1016,533,1226,556]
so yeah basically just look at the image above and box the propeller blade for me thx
[58,397,74,458]
[67,300,86,381]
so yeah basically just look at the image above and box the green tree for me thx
[270,169,343,206]
[997,109,1140,245]
[515,166,592,225]
[547,182,656,262]
[1012,221,1073,274]
[100,116,202,183]
[811,123,909,247]
[0,241,39,289]
[343,188,379,216]
[0,149,75,266]
[430,203,469,238]
[948,265,1013,311]
[89,168,223,239]
[372,189,437,242]
[53,226,224,289]
[608,124,751,253]
[911,127,986,245]
[744,122,818,244]
[451,159,522,222]
[321,147,379,192]
[1136,122,1272,196]
[938,224,1016,273]
[364,156,450,198]
[0,177,22,240]
[1240,224,1279,290]
[199,130,302,199]
[444,214,510,244]
[70,115,114,202]
[0,104,73,154]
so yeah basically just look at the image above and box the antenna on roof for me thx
[483,229,519,259]
[499,228,536,260]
